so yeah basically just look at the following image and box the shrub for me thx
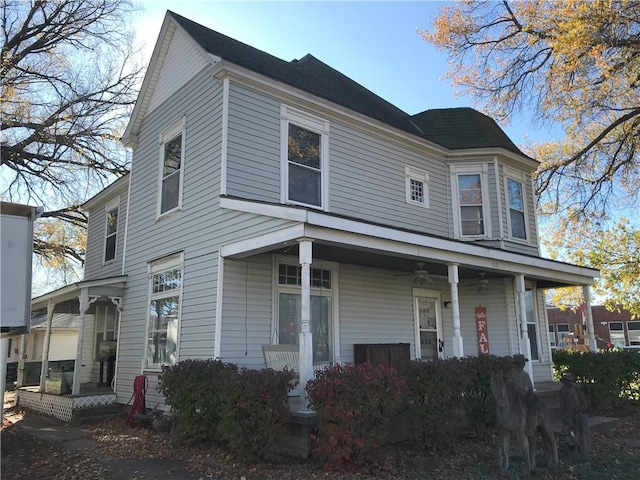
[159,359,238,443]
[402,355,511,450]
[158,359,295,460]
[306,363,406,470]
[553,349,640,411]
[218,367,296,460]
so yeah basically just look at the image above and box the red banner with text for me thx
[475,307,490,355]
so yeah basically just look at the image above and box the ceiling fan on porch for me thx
[465,273,493,293]
[395,262,435,286]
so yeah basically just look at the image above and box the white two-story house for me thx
[26,11,599,418]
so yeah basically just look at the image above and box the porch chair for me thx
[262,344,300,396]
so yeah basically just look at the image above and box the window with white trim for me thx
[158,119,185,216]
[451,165,490,238]
[506,175,527,240]
[557,323,571,347]
[609,322,625,347]
[281,106,329,209]
[276,260,333,364]
[628,321,640,345]
[521,289,539,360]
[146,254,183,369]
[405,166,430,208]
[104,198,119,263]
[548,324,556,348]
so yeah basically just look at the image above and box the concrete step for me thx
[71,403,123,425]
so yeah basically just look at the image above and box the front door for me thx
[413,289,443,360]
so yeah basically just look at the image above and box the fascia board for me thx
[220,224,305,258]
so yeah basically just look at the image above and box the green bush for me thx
[159,359,238,443]
[552,349,640,411]
[402,355,511,450]
[306,362,406,470]
[158,359,295,460]
[218,367,297,460]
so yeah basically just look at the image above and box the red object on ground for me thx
[126,375,148,427]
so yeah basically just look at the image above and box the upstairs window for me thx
[507,176,527,240]
[451,164,491,239]
[104,198,119,263]
[458,174,485,235]
[405,166,430,208]
[158,119,185,216]
[281,106,329,209]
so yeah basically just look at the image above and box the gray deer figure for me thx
[490,373,558,478]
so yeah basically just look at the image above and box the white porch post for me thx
[39,299,56,392]
[16,334,27,387]
[515,274,534,384]
[109,296,123,391]
[583,285,597,351]
[72,290,98,396]
[298,238,314,413]
[447,263,464,358]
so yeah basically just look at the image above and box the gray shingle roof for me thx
[170,11,528,158]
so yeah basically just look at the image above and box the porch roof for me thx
[31,276,127,311]
[219,197,599,289]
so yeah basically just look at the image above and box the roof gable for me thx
[124,10,531,161]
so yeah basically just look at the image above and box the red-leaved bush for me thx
[306,363,406,470]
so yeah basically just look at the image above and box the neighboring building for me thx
[27,11,599,421]
[548,306,639,350]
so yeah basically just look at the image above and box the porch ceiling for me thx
[31,276,127,312]
[220,220,599,289]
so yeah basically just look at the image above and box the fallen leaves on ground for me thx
[2,404,639,480]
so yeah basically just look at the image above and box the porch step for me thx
[71,403,124,425]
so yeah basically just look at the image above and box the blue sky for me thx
[134,0,558,148]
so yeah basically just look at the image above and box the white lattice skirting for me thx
[18,390,116,422]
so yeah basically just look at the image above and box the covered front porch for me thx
[216,201,600,407]
[16,276,126,422]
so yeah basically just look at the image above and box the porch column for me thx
[447,263,464,358]
[72,290,99,396]
[515,274,534,384]
[582,285,597,351]
[109,296,123,391]
[298,238,314,413]
[16,334,27,387]
[39,299,56,392]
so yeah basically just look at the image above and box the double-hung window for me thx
[104,198,119,263]
[281,105,329,209]
[628,321,640,345]
[505,171,528,240]
[557,323,571,347]
[451,164,490,238]
[146,253,183,369]
[276,260,335,364]
[609,322,625,347]
[405,166,430,208]
[158,118,186,216]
